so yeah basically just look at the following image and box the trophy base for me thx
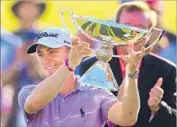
[78,61,119,91]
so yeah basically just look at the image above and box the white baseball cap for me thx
[27,27,72,54]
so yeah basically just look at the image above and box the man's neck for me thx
[59,74,77,95]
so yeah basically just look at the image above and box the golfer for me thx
[18,27,149,127]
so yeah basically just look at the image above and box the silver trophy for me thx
[59,8,163,91]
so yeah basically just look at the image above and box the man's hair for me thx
[116,1,157,28]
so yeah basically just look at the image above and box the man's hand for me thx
[68,36,93,70]
[148,78,164,114]
[122,43,153,73]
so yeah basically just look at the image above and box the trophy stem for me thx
[95,42,113,63]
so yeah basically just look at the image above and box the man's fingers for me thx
[150,89,163,100]
[148,77,164,109]
[148,98,159,107]
[78,42,90,48]
[155,77,163,87]
[138,47,145,58]
[81,47,93,54]
[145,45,153,54]
[151,86,164,96]
[126,43,134,54]
[78,49,93,58]
[148,98,155,106]
[80,52,93,58]
[148,91,161,106]
[71,36,80,46]
[79,47,93,58]
[121,54,129,63]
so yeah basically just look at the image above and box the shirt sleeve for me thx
[99,89,119,126]
[18,85,37,122]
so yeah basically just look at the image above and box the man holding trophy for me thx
[17,23,152,126]
[77,1,176,127]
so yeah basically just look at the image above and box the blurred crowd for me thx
[1,0,176,127]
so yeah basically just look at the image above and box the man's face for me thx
[117,10,150,55]
[17,2,40,23]
[36,45,69,76]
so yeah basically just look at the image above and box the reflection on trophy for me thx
[59,8,163,91]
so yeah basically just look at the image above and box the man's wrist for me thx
[65,59,75,72]
[151,105,160,114]
[126,64,138,73]
[126,69,139,79]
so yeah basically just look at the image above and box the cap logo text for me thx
[38,32,59,39]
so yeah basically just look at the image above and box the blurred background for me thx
[1,0,176,127]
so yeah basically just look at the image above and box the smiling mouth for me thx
[45,65,56,71]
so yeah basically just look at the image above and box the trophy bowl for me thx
[59,8,163,91]
[73,15,149,46]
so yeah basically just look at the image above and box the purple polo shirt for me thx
[18,83,118,127]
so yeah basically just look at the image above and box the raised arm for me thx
[108,46,153,126]
[24,37,93,114]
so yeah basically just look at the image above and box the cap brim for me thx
[26,44,39,54]
[26,41,70,54]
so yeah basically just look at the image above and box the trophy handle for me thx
[112,27,164,58]
[146,27,164,48]
[59,7,80,35]
[59,8,105,46]
[59,7,72,34]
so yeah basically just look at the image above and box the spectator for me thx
[3,1,47,127]
[1,28,22,73]
[1,28,22,127]
[119,0,176,64]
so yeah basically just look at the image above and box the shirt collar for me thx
[75,81,87,91]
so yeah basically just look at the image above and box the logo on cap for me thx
[64,41,71,45]
[38,32,59,39]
